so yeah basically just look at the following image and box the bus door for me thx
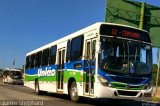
[57,48,66,92]
[84,38,96,96]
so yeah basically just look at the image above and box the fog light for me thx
[144,93,151,97]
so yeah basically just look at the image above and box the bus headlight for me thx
[142,83,151,90]
[97,75,111,86]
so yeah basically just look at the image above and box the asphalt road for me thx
[0,79,159,106]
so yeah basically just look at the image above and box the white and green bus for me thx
[24,22,152,102]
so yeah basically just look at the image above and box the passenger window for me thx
[66,40,71,62]
[30,54,36,68]
[35,51,42,67]
[49,46,57,65]
[92,40,96,60]
[42,48,49,66]
[70,35,84,61]
[25,56,30,69]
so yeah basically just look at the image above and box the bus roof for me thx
[4,68,21,72]
[26,22,149,56]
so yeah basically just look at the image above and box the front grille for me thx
[111,82,143,90]
[118,90,138,96]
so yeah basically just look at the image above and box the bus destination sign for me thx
[100,24,151,42]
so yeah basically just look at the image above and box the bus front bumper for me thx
[95,83,152,101]
[12,79,24,84]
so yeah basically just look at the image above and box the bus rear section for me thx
[3,68,23,84]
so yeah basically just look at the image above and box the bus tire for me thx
[35,81,42,95]
[69,81,80,103]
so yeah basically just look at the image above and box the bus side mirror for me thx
[96,42,101,53]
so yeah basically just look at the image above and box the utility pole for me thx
[139,2,145,29]
[13,58,15,69]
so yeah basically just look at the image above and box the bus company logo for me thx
[38,68,56,77]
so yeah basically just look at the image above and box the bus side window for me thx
[42,48,49,66]
[25,56,30,70]
[66,40,71,62]
[49,45,57,65]
[30,54,36,68]
[35,51,42,67]
[70,35,84,61]
[92,40,96,66]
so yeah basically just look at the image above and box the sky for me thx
[0,0,159,69]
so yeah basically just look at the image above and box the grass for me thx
[152,96,160,102]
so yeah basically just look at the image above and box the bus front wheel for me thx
[69,81,80,102]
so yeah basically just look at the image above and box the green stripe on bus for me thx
[111,82,143,90]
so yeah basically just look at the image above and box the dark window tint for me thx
[49,46,57,65]
[70,35,84,61]
[92,40,96,60]
[30,54,36,68]
[35,51,42,67]
[42,48,49,66]
[66,40,71,62]
[25,56,30,69]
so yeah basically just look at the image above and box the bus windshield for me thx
[3,70,22,79]
[9,71,22,79]
[99,37,152,76]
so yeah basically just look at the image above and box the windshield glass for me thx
[99,37,152,76]
[10,71,22,79]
